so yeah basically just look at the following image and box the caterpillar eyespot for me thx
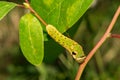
[46,24,86,63]
[72,52,76,55]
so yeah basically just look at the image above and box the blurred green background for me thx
[0,0,120,80]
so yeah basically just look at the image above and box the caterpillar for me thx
[46,24,86,63]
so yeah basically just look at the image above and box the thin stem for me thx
[75,6,120,80]
[24,1,48,26]
[27,5,48,26]
[25,0,29,4]
[111,34,120,38]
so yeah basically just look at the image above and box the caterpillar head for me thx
[72,51,86,63]
[69,43,86,63]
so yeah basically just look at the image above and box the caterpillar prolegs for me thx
[46,24,86,63]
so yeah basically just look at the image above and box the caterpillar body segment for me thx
[46,24,86,63]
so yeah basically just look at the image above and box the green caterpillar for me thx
[46,24,86,63]
[23,2,85,63]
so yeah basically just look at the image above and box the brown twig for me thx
[111,34,120,38]
[75,6,120,80]
[25,0,29,4]
[24,1,47,26]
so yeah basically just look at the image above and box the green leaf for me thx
[0,1,16,20]
[19,13,44,66]
[31,0,93,32]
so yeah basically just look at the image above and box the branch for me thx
[25,0,29,4]
[23,1,47,26]
[111,34,120,39]
[75,6,120,80]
